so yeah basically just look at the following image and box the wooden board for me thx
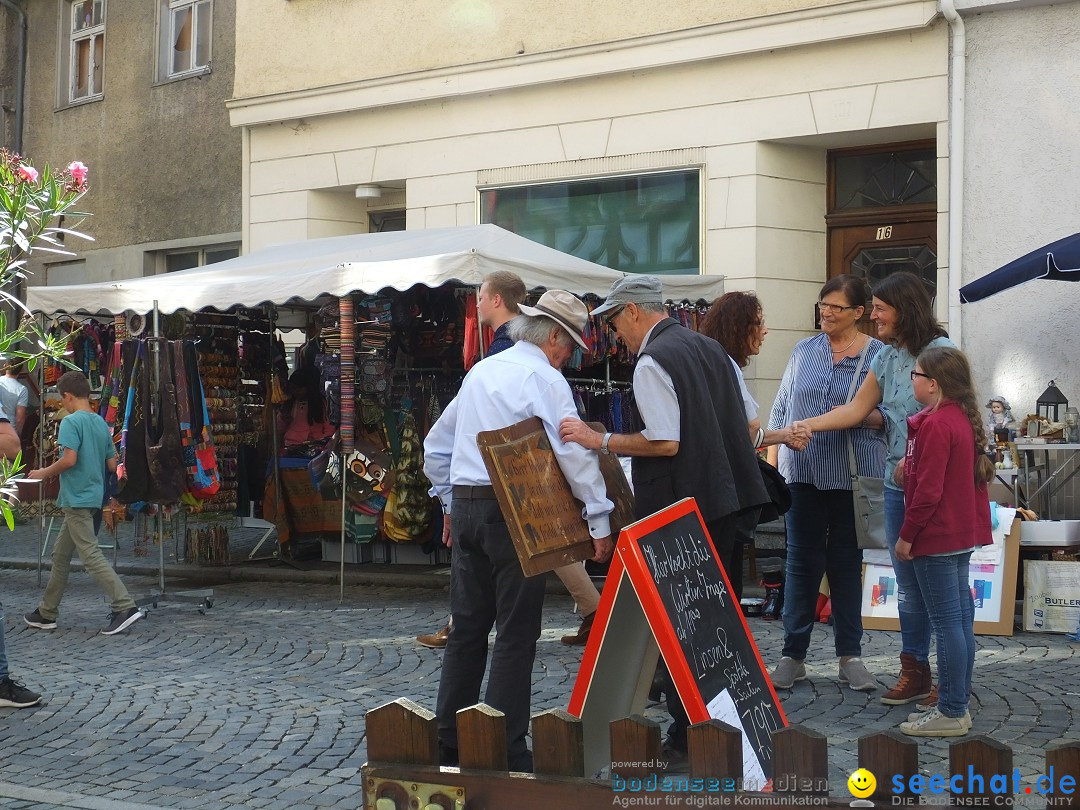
[476,416,634,577]
[861,517,1022,636]
[569,498,787,783]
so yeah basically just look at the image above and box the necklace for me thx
[830,332,859,354]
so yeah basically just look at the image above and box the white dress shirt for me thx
[424,340,613,539]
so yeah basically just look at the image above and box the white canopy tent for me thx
[27,224,725,315]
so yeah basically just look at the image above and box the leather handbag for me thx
[756,456,791,525]
[143,339,187,504]
[846,345,888,550]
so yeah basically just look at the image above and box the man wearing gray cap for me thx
[424,289,614,773]
[560,274,769,763]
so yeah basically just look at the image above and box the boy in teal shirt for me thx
[23,371,143,635]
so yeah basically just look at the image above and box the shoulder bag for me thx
[846,344,888,550]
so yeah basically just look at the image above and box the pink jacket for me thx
[900,400,992,556]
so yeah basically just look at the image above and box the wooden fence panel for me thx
[609,715,662,779]
[1047,741,1079,808]
[364,698,438,766]
[456,704,508,772]
[949,735,1012,798]
[687,719,742,780]
[532,709,585,778]
[773,724,829,795]
[858,730,919,799]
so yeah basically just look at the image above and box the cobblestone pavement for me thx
[2,561,1078,810]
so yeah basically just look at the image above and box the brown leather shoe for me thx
[417,624,451,649]
[880,652,933,705]
[560,612,595,646]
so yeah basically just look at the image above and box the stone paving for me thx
[0,518,1078,809]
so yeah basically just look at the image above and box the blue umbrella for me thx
[959,232,1080,303]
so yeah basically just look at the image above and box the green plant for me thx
[0,148,93,528]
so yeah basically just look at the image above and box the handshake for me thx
[782,421,812,452]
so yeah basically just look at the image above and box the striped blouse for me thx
[767,332,887,490]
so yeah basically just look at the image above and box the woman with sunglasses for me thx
[790,271,953,708]
[766,275,886,692]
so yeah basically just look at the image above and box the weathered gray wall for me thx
[19,1,240,279]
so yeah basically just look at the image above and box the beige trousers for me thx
[555,561,601,617]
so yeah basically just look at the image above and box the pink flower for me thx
[67,161,88,190]
[17,164,38,184]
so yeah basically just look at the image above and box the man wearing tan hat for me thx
[417,272,604,649]
[424,288,614,773]
[560,274,769,766]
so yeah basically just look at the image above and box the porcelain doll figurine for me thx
[985,396,1014,449]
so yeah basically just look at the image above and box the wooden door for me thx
[825,141,938,333]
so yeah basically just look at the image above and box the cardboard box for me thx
[1020,520,1080,547]
[1023,560,1080,633]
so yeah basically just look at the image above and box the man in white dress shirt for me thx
[424,289,614,772]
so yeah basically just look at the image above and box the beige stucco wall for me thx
[234,0,856,100]
[20,1,241,283]
[240,16,948,406]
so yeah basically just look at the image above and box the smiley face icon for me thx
[848,768,876,798]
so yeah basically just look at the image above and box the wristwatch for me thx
[600,432,613,455]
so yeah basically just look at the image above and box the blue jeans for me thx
[912,552,975,717]
[0,600,7,680]
[885,486,931,662]
[781,484,864,660]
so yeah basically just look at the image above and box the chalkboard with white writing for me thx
[632,503,784,780]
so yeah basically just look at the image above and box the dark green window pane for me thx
[481,170,700,275]
[834,149,936,210]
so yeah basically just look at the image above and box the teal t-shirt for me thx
[57,409,116,508]
[870,335,955,491]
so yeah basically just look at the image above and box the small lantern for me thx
[1037,380,1069,422]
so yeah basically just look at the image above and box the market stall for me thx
[27,225,727,585]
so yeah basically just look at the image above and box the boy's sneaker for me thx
[101,607,143,636]
[23,610,57,630]
[0,676,42,708]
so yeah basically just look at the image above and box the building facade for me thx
[6,0,241,286]
[228,0,955,407]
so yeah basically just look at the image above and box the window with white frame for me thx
[480,170,701,275]
[66,0,105,103]
[163,243,238,273]
[159,0,212,80]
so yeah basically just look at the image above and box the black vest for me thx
[632,318,769,523]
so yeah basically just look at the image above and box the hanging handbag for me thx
[143,339,188,504]
[184,342,221,500]
[115,340,151,504]
[846,344,888,550]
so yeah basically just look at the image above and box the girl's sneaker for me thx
[899,707,971,737]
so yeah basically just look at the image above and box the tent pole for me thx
[152,300,166,593]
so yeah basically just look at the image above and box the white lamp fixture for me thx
[354,184,383,199]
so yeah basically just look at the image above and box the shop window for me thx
[158,0,212,81]
[63,0,105,104]
[480,170,701,275]
[163,243,238,273]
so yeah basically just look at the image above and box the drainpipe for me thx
[1,0,27,154]
[939,0,965,347]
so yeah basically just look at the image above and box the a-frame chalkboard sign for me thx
[568,498,786,783]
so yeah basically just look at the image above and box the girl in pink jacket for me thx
[895,346,994,738]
